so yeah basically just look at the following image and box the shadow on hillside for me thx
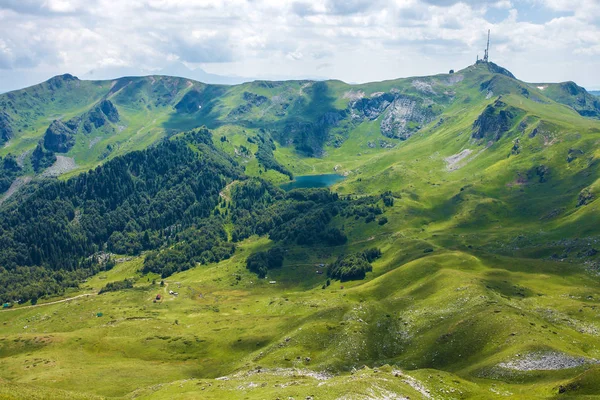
[268,81,345,157]
[162,85,228,132]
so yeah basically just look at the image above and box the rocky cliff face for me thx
[64,99,120,134]
[350,92,439,140]
[0,111,13,144]
[99,100,120,123]
[43,120,75,153]
[472,99,522,142]
[380,97,437,140]
[350,93,396,120]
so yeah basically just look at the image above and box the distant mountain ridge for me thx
[83,62,253,85]
[1,61,599,191]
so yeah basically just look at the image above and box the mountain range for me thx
[1,62,600,399]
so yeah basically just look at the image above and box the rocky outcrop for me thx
[351,93,395,120]
[43,120,75,153]
[380,97,436,140]
[65,100,120,134]
[577,188,594,207]
[527,165,550,183]
[88,99,119,130]
[350,93,439,140]
[99,100,119,123]
[228,104,252,117]
[498,351,595,371]
[242,92,268,107]
[472,100,520,141]
[0,111,13,144]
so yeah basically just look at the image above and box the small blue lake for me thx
[280,174,345,191]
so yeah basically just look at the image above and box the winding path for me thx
[0,293,96,312]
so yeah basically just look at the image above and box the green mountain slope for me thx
[2,62,600,399]
[530,81,600,118]
[1,62,598,187]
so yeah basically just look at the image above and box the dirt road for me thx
[1,293,95,312]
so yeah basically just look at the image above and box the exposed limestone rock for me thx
[351,93,395,120]
[350,92,439,140]
[342,90,365,100]
[498,351,596,371]
[412,80,436,95]
[380,97,436,140]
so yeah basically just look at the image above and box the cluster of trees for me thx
[0,125,394,301]
[245,248,284,278]
[0,128,241,303]
[0,154,21,194]
[31,143,56,172]
[142,220,234,278]
[254,133,293,179]
[230,181,347,246]
[98,278,134,294]
[327,247,382,281]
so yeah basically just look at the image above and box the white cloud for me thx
[0,0,597,92]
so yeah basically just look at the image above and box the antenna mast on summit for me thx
[483,29,490,62]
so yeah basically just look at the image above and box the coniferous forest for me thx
[0,128,387,303]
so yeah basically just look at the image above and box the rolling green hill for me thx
[2,62,600,399]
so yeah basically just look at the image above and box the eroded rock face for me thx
[0,111,13,144]
[380,97,436,140]
[472,100,520,141]
[43,120,75,153]
[350,93,439,140]
[351,93,395,120]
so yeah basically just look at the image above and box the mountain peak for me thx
[45,74,80,90]
[48,73,79,82]
[473,61,516,79]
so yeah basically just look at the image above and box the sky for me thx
[0,0,599,93]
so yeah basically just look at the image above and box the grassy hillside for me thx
[2,62,600,398]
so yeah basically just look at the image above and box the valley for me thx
[1,61,600,399]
